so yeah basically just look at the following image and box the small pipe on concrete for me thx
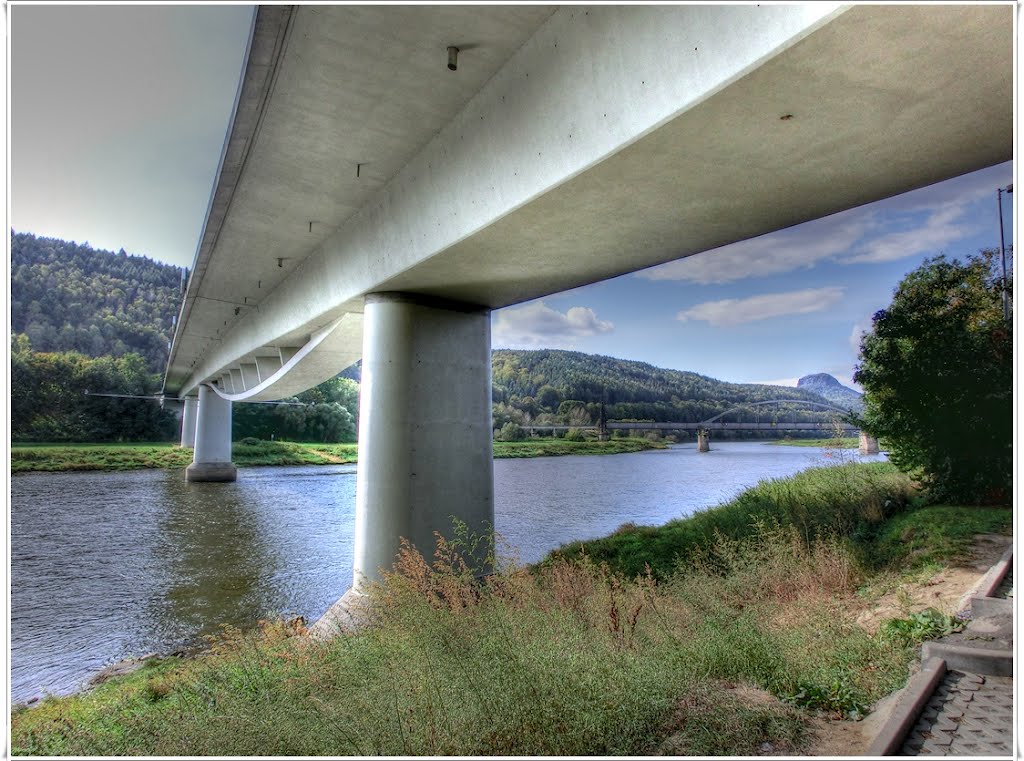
[447,46,459,71]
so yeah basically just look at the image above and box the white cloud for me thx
[848,314,876,355]
[746,377,800,387]
[677,286,845,327]
[841,202,978,264]
[493,302,613,348]
[636,211,873,284]
[635,160,1012,283]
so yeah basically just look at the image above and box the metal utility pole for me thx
[997,184,1012,322]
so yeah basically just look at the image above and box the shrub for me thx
[495,422,525,442]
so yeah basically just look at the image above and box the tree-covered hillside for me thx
[9,232,847,444]
[11,231,182,372]
[491,349,845,431]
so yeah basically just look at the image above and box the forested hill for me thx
[491,349,845,427]
[11,231,183,372]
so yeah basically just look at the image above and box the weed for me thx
[879,608,964,646]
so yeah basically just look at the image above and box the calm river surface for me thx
[11,442,882,703]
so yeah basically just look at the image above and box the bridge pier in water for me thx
[859,432,880,456]
[179,396,198,448]
[352,292,494,589]
[185,384,237,482]
[697,429,711,453]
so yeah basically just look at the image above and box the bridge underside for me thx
[166,4,1010,404]
[167,5,1010,588]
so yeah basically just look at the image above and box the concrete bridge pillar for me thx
[179,396,198,448]
[185,384,237,482]
[353,292,493,588]
[859,432,880,456]
[697,429,711,453]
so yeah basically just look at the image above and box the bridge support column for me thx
[179,397,198,448]
[859,432,880,456]
[353,293,493,589]
[697,429,711,453]
[185,384,236,482]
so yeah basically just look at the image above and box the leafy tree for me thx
[495,422,525,441]
[535,384,562,410]
[854,250,1012,504]
[10,336,177,442]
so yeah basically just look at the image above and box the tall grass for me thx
[550,462,917,579]
[11,550,816,756]
[16,463,1002,757]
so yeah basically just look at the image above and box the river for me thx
[10,441,882,703]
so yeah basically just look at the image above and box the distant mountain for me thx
[492,349,850,428]
[796,373,863,412]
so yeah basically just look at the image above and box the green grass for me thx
[860,504,1013,572]
[10,439,661,473]
[14,462,1010,756]
[492,438,664,458]
[768,437,860,449]
[9,443,194,472]
[549,462,918,580]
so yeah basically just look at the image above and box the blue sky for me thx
[493,161,1014,388]
[9,5,1014,391]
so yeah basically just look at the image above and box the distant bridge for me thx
[522,399,857,433]
[519,400,878,453]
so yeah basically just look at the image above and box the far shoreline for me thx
[10,438,668,474]
[9,436,867,475]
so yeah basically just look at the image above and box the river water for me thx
[10,441,882,703]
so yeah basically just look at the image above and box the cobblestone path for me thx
[900,670,1013,756]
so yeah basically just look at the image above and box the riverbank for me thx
[10,462,1012,756]
[768,436,860,448]
[9,438,665,474]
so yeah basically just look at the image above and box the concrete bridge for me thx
[164,5,1009,589]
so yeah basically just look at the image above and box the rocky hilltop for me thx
[796,373,863,412]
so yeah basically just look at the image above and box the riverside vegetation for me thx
[11,461,1011,756]
[9,438,664,474]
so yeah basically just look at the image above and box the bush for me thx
[495,422,525,441]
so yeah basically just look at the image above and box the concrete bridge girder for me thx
[204,313,363,403]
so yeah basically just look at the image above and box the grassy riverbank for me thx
[768,436,860,448]
[10,462,1012,756]
[549,461,913,580]
[9,438,663,474]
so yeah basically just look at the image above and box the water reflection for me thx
[151,477,278,644]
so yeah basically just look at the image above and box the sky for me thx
[8,4,1015,391]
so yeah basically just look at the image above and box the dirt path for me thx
[306,448,351,464]
[802,532,1012,756]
